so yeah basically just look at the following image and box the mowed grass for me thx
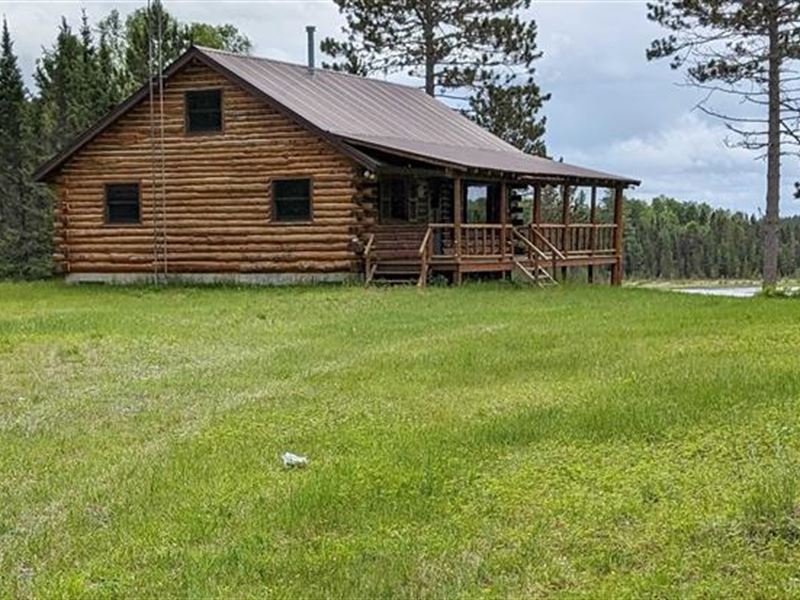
[2,282,800,598]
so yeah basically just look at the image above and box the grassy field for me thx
[2,282,800,598]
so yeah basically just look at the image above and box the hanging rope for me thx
[147,0,158,283]
[147,0,168,283]
[157,5,167,278]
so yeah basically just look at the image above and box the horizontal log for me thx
[69,260,354,273]
[64,196,357,208]
[67,242,352,254]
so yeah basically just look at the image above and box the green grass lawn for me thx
[2,282,800,598]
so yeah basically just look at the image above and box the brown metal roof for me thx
[34,46,639,185]
[202,47,638,184]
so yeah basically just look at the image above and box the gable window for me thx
[105,183,140,224]
[272,178,312,222]
[185,89,222,133]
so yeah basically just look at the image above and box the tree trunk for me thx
[763,0,781,287]
[422,0,435,96]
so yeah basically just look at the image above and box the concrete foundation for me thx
[64,272,358,286]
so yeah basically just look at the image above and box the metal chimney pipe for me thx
[306,25,316,76]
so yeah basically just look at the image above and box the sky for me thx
[3,0,798,216]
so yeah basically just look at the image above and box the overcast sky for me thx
[3,0,798,215]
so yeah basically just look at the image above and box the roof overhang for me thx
[342,136,641,187]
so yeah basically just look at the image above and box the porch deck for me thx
[364,221,621,286]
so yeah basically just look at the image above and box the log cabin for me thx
[34,33,639,287]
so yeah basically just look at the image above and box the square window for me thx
[273,179,312,222]
[186,89,222,133]
[105,183,140,224]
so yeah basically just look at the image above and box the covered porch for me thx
[360,172,627,287]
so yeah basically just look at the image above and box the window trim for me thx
[103,181,142,226]
[270,177,314,224]
[184,88,224,135]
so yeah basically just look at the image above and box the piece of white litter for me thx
[282,452,308,468]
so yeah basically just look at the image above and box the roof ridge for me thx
[195,45,429,95]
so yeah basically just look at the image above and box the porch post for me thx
[453,176,463,285]
[500,181,508,265]
[533,184,542,226]
[588,185,597,284]
[561,183,571,281]
[611,184,624,286]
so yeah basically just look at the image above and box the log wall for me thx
[53,59,361,276]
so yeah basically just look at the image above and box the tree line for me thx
[622,197,800,280]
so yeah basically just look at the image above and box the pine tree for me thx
[35,18,85,153]
[321,0,549,155]
[0,18,52,278]
[124,0,183,88]
[0,17,27,275]
[123,1,251,92]
[97,9,130,101]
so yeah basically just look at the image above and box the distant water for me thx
[677,286,761,298]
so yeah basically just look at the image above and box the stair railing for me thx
[417,226,433,288]
[363,233,376,286]
[513,227,557,279]
[529,224,566,273]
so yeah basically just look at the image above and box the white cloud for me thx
[604,113,753,173]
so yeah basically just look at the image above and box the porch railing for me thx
[427,223,514,259]
[528,223,617,257]
[377,222,619,264]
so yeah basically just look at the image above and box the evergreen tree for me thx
[35,18,85,153]
[124,0,184,88]
[124,1,251,92]
[321,0,549,155]
[183,23,252,54]
[97,10,130,102]
[0,4,253,280]
[0,18,51,278]
[0,17,27,275]
[0,17,25,211]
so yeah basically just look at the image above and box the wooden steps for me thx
[365,224,427,285]
[512,258,558,287]
[370,258,423,285]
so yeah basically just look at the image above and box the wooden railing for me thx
[511,227,557,278]
[460,224,511,257]
[396,222,618,267]
[530,223,617,257]
[527,226,566,261]
[418,226,433,287]
[363,233,376,285]
[426,223,515,259]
